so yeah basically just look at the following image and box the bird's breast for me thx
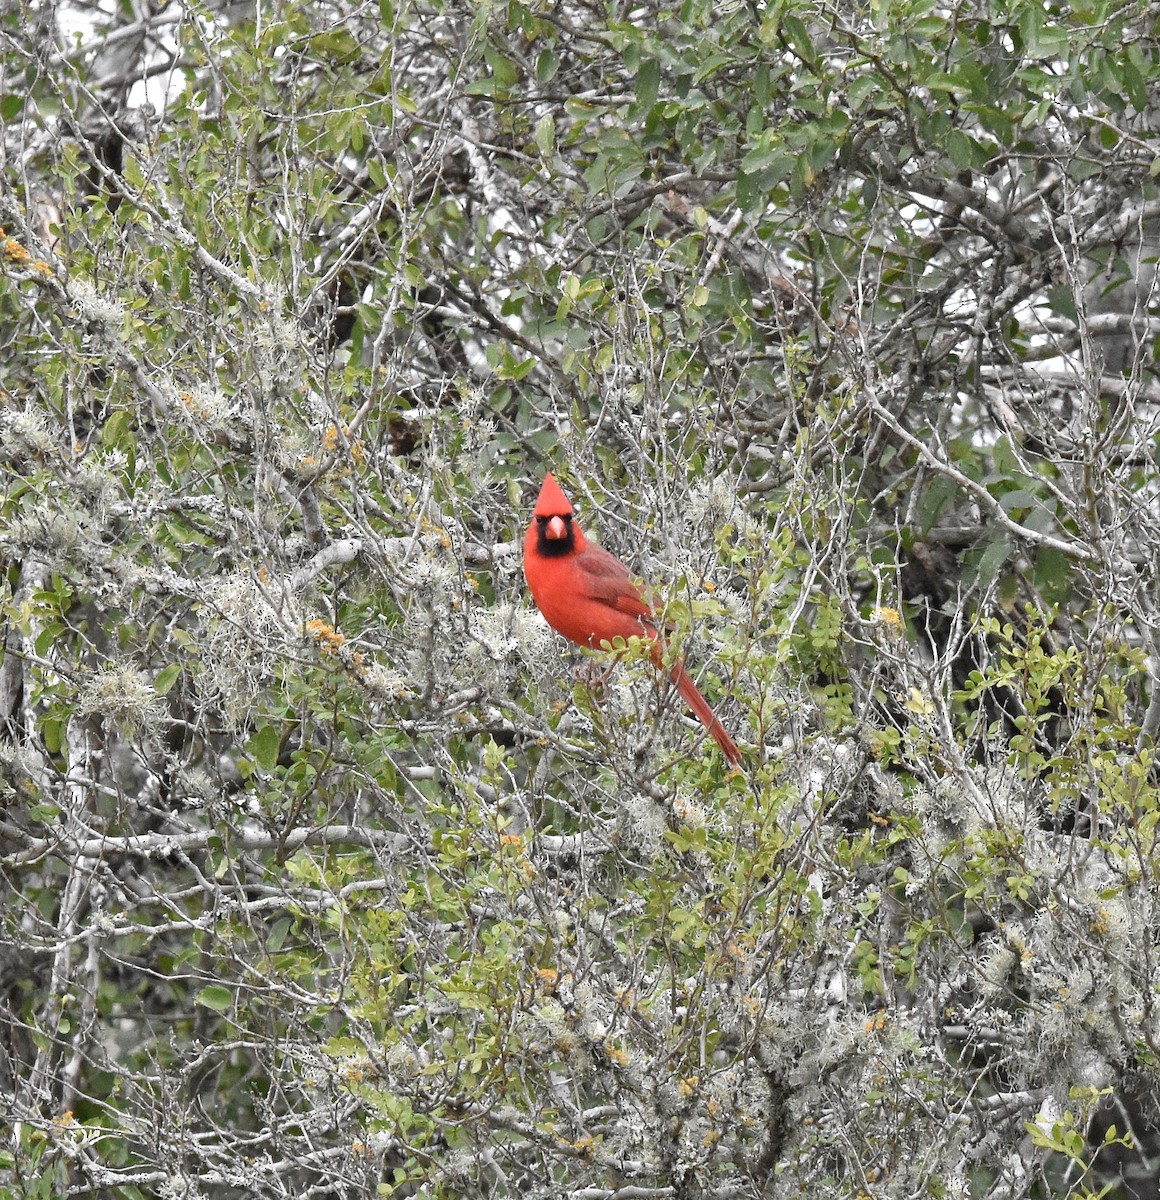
[529,559,651,649]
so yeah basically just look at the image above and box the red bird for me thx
[523,473,741,765]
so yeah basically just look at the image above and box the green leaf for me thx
[998,487,1038,515]
[917,475,958,534]
[196,985,233,1012]
[41,716,63,757]
[102,407,133,448]
[533,112,555,156]
[1036,547,1070,600]
[636,58,660,108]
[122,153,145,190]
[266,917,292,952]
[1046,284,1078,320]
[154,662,182,695]
[535,49,560,84]
[782,14,815,63]
[484,46,518,90]
[34,621,66,658]
[971,536,1011,589]
[847,71,888,109]
[247,724,282,773]
[946,129,975,169]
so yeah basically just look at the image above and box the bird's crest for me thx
[533,472,573,518]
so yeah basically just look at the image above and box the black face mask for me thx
[534,513,575,557]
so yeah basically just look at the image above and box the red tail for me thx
[669,660,742,766]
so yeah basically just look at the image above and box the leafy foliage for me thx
[4,0,1160,1197]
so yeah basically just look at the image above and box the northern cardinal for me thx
[523,473,741,765]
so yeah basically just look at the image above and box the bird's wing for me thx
[574,544,657,623]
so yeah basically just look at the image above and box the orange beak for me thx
[544,516,569,540]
